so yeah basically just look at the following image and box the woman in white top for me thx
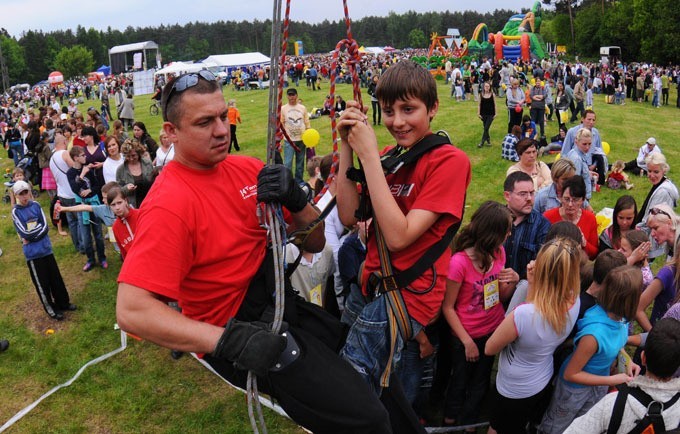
[485,237,581,434]
[102,136,124,184]
[153,129,175,169]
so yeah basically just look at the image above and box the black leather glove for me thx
[257,164,308,212]
[212,319,287,377]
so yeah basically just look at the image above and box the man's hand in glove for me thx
[257,164,308,213]
[212,319,287,377]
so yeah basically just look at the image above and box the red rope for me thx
[313,0,364,203]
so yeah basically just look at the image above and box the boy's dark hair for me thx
[103,183,125,202]
[375,60,437,112]
[69,146,85,159]
[593,250,627,285]
[599,265,642,321]
[546,221,582,245]
[562,175,586,199]
[644,318,680,379]
[504,171,533,192]
[522,114,531,123]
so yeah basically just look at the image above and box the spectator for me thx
[116,139,155,209]
[131,121,158,161]
[501,125,522,162]
[506,138,552,191]
[624,137,662,176]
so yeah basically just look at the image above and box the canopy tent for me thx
[108,41,159,74]
[201,52,270,72]
[96,65,111,76]
[364,47,385,54]
[154,61,208,76]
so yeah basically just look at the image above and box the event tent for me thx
[96,65,111,76]
[201,52,270,70]
[108,41,159,74]
[154,61,207,76]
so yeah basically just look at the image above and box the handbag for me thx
[7,148,13,159]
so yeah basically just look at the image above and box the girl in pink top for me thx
[442,201,516,429]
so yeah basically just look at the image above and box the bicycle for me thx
[149,100,161,116]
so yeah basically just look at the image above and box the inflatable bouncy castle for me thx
[481,1,549,62]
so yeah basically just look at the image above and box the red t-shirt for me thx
[112,208,140,260]
[361,143,471,326]
[118,156,267,327]
[543,207,599,260]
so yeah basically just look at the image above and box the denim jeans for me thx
[341,294,423,395]
[9,141,24,166]
[283,140,306,182]
[59,197,83,253]
[340,282,366,328]
[78,213,106,264]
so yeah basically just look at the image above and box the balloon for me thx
[559,111,568,124]
[530,78,536,86]
[501,83,507,90]
[602,141,610,155]
[554,152,561,162]
[515,104,523,113]
[302,128,320,148]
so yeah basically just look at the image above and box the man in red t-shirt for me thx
[116,71,390,433]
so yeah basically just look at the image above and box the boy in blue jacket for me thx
[11,180,75,321]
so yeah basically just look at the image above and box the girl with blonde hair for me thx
[485,237,581,433]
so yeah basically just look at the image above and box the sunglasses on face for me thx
[161,70,219,121]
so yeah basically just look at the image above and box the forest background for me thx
[1,0,679,86]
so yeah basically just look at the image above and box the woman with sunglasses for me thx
[634,153,679,258]
[116,139,155,208]
[543,175,599,260]
[635,207,680,332]
[506,138,552,192]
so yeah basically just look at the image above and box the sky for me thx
[3,0,539,38]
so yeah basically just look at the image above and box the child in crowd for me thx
[485,237,581,434]
[7,166,30,207]
[606,160,634,190]
[442,201,515,428]
[585,83,594,110]
[227,99,241,153]
[599,195,637,251]
[67,145,107,271]
[619,230,653,289]
[11,180,75,321]
[565,318,680,433]
[539,265,643,434]
[336,60,471,427]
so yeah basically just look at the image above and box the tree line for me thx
[1,0,677,88]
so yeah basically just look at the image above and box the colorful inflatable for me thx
[486,1,548,62]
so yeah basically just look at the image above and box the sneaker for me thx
[477,143,483,148]
[0,340,8,352]
[51,312,64,321]
[100,260,108,269]
[61,304,77,311]
[170,350,184,360]
[83,262,94,272]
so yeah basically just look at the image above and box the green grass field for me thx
[0,77,678,432]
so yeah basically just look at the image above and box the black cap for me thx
[286,88,297,96]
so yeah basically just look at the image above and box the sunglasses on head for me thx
[650,207,672,219]
[161,70,218,121]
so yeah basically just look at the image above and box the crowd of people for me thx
[1,51,680,434]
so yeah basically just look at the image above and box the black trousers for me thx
[593,154,607,186]
[229,124,239,152]
[205,251,424,434]
[27,254,70,318]
[507,108,523,133]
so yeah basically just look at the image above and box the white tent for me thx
[154,61,207,76]
[202,52,270,69]
[108,41,160,74]
[364,47,386,54]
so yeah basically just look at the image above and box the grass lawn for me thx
[0,77,678,432]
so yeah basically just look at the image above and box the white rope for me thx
[0,330,128,433]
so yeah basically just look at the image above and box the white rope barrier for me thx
[0,330,128,433]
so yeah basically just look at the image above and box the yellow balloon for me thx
[302,128,320,148]
[554,152,561,162]
[602,141,610,155]
[501,83,507,90]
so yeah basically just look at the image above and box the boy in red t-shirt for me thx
[337,60,471,398]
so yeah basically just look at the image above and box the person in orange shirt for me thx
[227,99,242,153]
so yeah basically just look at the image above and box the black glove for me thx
[212,319,287,377]
[257,164,308,212]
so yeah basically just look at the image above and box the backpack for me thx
[607,384,680,434]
